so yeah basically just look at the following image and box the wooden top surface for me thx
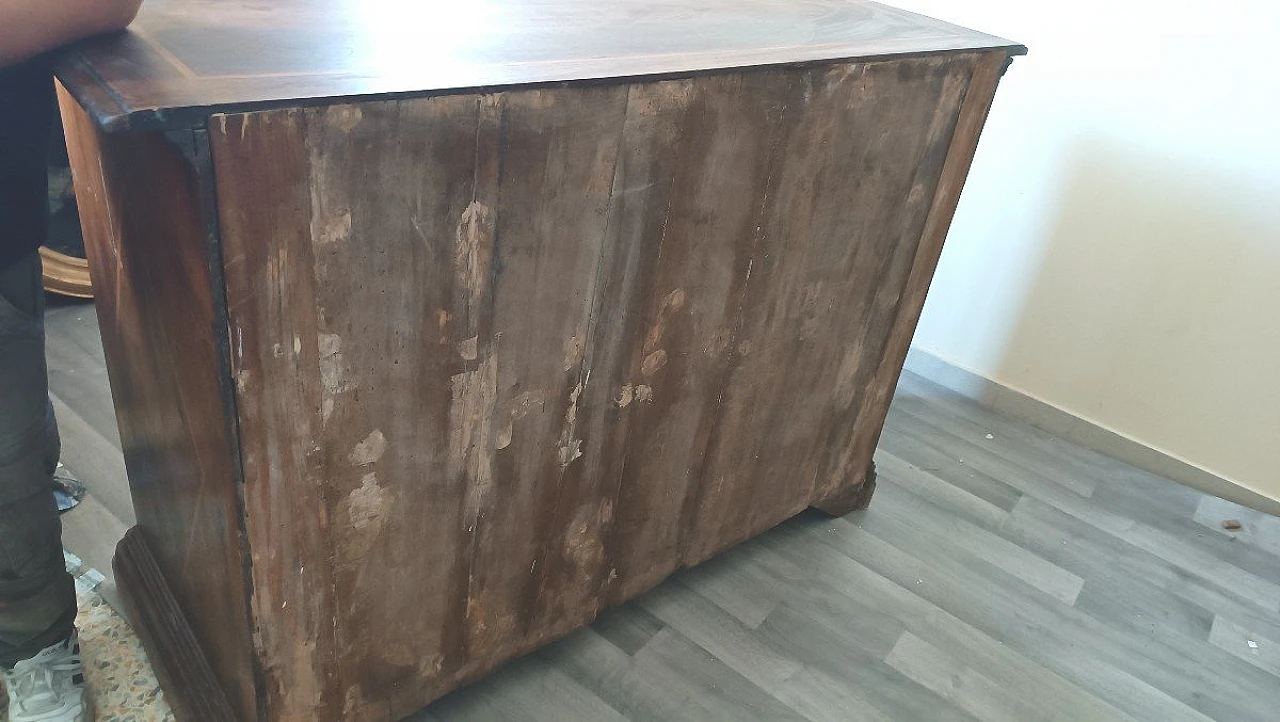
[56,0,1023,132]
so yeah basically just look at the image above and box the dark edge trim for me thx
[186,125,271,722]
[114,528,238,721]
[52,53,134,133]
[60,43,1027,134]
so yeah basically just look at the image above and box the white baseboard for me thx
[902,347,1280,517]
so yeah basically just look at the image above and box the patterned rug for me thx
[0,553,174,722]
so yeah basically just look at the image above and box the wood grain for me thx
[53,0,1023,132]
[682,54,973,564]
[57,83,260,721]
[113,528,237,721]
[812,49,1008,511]
[210,51,1003,720]
[43,303,1280,721]
[208,109,338,720]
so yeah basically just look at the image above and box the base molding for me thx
[113,527,237,721]
[39,246,94,299]
[903,347,1280,517]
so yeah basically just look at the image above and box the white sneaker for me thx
[1,631,91,722]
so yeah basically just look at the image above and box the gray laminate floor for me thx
[45,298,1280,722]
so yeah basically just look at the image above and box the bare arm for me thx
[0,0,142,67]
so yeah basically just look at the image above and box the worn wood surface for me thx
[52,0,1023,132]
[43,297,1280,720]
[57,84,260,721]
[812,49,1006,511]
[210,51,1003,720]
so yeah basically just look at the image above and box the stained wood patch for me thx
[211,53,997,721]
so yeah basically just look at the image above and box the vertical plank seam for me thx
[596,84,695,605]
[299,108,346,719]
[674,71,791,565]
[189,120,272,722]
[527,84,633,629]
[443,94,490,677]
[740,65,848,533]
[457,91,507,668]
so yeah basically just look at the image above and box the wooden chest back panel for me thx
[212,53,988,720]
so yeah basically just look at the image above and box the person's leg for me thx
[0,251,75,667]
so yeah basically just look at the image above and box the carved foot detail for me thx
[811,461,878,517]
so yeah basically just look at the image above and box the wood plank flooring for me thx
[44,298,1280,721]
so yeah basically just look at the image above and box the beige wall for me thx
[895,0,1280,503]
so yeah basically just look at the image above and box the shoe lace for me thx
[3,660,80,712]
